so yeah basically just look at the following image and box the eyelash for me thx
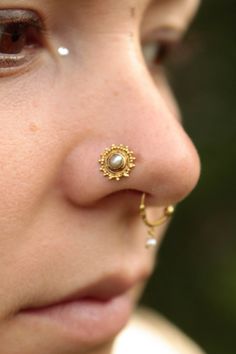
[0,10,45,73]
[142,40,177,69]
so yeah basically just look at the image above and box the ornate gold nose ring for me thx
[98,144,136,181]
[139,193,175,249]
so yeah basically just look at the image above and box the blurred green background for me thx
[140,0,236,353]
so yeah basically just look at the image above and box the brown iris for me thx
[0,22,41,54]
[0,9,44,67]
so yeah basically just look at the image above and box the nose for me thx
[57,61,201,209]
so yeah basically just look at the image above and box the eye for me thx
[142,40,175,68]
[0,22,40,55]
[0,9,45,73]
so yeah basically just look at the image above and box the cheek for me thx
[0,115,53,236]
[0,64,62,237]
[0,68,92,317]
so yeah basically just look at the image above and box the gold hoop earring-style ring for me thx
[139,193,175,249]
[98,144,136,181]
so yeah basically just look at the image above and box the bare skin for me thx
[0,0,201,353]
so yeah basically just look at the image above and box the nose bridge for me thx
[97,61,196,165]
[87,54,175,144]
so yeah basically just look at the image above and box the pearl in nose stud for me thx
[108,153,125,171]
[99,144,136,181]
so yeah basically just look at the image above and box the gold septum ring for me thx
[139,193,175,249]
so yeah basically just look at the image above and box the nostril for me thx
[103,189,143,203]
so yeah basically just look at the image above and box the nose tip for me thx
[144,130,201,206]
[58,124,201,208]
[128,121,201,207]
[57,63,201,209]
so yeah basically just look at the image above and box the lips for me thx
[21,273,145,312]
[18,273,145,345]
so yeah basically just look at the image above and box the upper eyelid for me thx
[0,8,54,47]
[0,9,43,26]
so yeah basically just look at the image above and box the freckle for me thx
[113,90,119,96]
[130,7,136,19]
[29,122,39,132]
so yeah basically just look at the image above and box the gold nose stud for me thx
[139,193,175,249]
[98,144,136,181]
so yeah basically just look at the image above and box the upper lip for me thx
[62,275,136,302]
[21,273,147,311]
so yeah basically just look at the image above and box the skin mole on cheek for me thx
[29,122,40,132]
[113,90,119,96]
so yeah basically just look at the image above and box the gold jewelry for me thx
[99,144,136,181]
[139,193,175,249]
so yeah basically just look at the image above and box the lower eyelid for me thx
[0,48,41,75]
[0,52,26,67]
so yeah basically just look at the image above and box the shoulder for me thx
[112,306,206,354]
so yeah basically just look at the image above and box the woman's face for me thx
[0,0,201,353]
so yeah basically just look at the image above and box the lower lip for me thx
[19,293,133,345]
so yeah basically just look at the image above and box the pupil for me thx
[11,24,23,42]
[0,23,26,54]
